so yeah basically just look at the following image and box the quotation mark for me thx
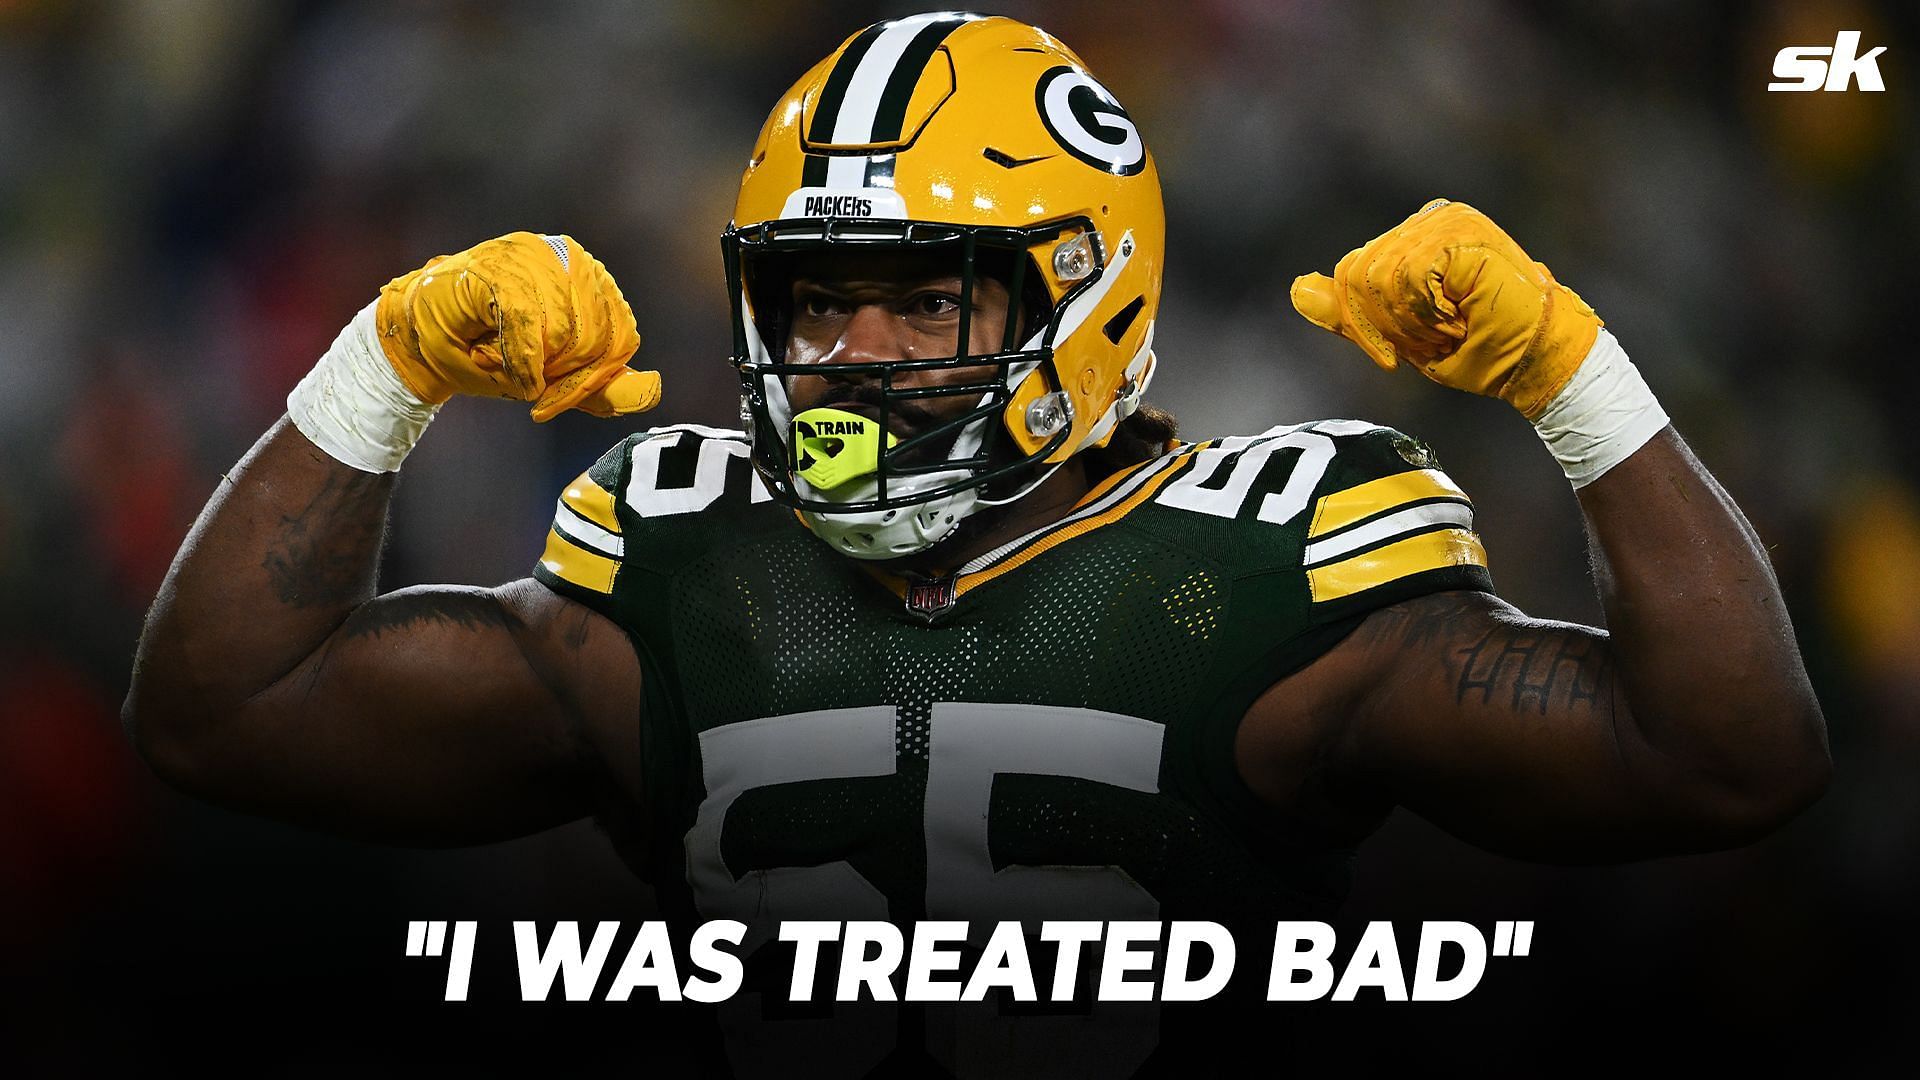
[1490,921,1533,958]
[405,920,479,1001]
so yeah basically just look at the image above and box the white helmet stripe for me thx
[825,155,870,188]
[830,13,968,144]
[1020,229,1133,355]
[1004,228,1136,393]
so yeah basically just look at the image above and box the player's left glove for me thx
[1289,199,1601,420]
[1291,199,1668,488]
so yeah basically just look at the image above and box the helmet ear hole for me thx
[1017,255,1053,344]
[1102,296,1145,345]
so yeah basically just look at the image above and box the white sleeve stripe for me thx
[554,502,624,558]
[1303,501,1475,566]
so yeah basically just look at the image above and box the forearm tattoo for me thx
[261,468,391,608]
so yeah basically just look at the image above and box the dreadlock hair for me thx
[1079,403,1179,483]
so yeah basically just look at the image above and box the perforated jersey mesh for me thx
[667,501,1334,921]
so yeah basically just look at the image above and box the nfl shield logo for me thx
[905,575,957,621]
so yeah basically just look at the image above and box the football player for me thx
[125,11,1828,1076]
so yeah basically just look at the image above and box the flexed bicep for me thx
[126,418,642,846]
[1307,590,1796,863]
[229,579,641,844]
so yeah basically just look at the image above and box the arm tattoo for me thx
[295,589,525,704]
[260,468,391,608]
[1455,627,1612,715]
[1359,593,1615,717]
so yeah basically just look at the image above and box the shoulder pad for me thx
[1293,422,1484,607]
[535,425,774,601]
[1144,419,1487,606]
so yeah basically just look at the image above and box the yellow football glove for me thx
[1289,200,1602,420]
[373,232,661,422]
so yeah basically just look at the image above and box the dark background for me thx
[3,0,1916,1073]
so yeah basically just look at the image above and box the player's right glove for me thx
[375,232,660,422]
[289,232,662,474]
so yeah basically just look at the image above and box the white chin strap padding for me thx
[800,409,995,558]
[739,302,794,434]
[801,476,978,560]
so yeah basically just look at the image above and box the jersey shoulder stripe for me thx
[559,471,623,538]
[1121,418,1491,609]
[1299,429,1484,604]
[539,527,619,595]
[1308,467,1468,539]
[534,426,783,607]
[536,454,630,599]
[1296,422,1490,612]
[1307,526,1485,602]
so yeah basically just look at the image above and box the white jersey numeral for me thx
[623,429,770,518]
[922,703,1161,923]
[1156,422,1374,524]
[688,702,1167,1080]
[689,706,899,1079]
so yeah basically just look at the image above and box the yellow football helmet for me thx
[725,11,1165,559]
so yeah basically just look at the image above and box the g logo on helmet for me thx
[1035,65,1145,176]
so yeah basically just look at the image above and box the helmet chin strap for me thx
[740,306,797,435]
[1077,322,1157,451]
[971,459,1068,509]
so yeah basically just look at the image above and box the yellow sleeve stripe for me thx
[1310,468,1468,539]
[1307,527,1486,603]
[561,473,622,535]
[540,528,617,595]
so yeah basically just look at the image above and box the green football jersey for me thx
[532,418,1493,1076]
[534,419,1492,922]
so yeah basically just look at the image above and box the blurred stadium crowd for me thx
[2,0,1916,1071]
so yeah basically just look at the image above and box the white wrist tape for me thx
[1532,329,1669,488]
[287,301,440,473]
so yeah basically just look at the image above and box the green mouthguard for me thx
[791,407,898,491]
